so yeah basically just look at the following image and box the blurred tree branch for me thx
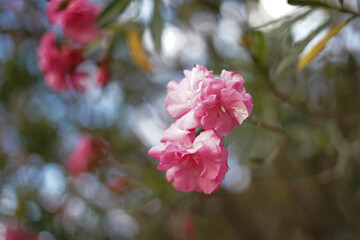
[248,116,289,142]
[288,0,360,17]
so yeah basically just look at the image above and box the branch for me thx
[288,0,360,17]
[247,116,289,141]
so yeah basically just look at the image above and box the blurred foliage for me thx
[0,0,360,239]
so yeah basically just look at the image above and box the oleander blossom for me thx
[41,1,110,92]
[197,70,253,135]
[166,65,213,118]
[148,124,229,194]
[149,65,252,193]
[166,65,253,135]
[66,134,105,176]
[46,0,70,25]
[37,31,85,91]
[46,0,102,44]
[62,0,102,44]
[165,65,213,129]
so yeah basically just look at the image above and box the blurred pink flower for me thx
[38,31,61,74]
[62,0,102,44]
[107,177,127,193]
[68,71,88,92]
[96,63,110,86]
[4,224,38,240]
[169,212,196,240]
[46,0,70,25]
[66,134,105,176]
[42,71,68,92]
[37,31,84,91]
[198,70,253,135]
[148,124,228,194]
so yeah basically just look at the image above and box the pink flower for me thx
[107,177,127,193]
[43,71,68,92]
[4,224,38,240]
[38,33,83,77]
[165,65,214,130]
[197,70,253,135]
[62,0,102,44]
[37,31,84,91]
[148,124,228,194]
[68,71,88,92]
[169,212,196,240]
[38,31,60,74]
[149,65,252,194]
[165,65,213,127]
[59,45,84,69]
[46,0,70,25]
[46,0,102,44]
[165,66,252,134]
[66,134,105,176]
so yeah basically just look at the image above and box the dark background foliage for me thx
[0,0,360,239]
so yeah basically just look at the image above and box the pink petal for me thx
[148,143,168,160]
[62,0,102,44]
[197,177,222,194]
[161,123,195,146]
[175,108,201,130]
[221,70,246,94]
[171,167,201,192]
[46,0,67,25]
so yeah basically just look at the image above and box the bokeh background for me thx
[0,0,360,239]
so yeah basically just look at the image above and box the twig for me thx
[247,116,289,141]
[320,1,360,17]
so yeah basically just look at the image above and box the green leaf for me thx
[226,58,255,73]
[275,18,331,77]
[150,0,163,53]
[84,38,102,56]
[126,29,152,73]
[96,0,132,28]
[287,0,328,7]
[267,9,313,38]
[254,9,312,30]
[243,30,267,66]
[298,17,354,70]
[256,31,267,66]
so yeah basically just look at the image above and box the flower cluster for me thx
[38,0,108,92]
[149,65,253,194]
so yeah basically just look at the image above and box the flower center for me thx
[218,104,226,112]
[181,154,200,167]
[193,155,199,165]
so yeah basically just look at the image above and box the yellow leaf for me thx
[126,30,152,73]
[297,17,354,71]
